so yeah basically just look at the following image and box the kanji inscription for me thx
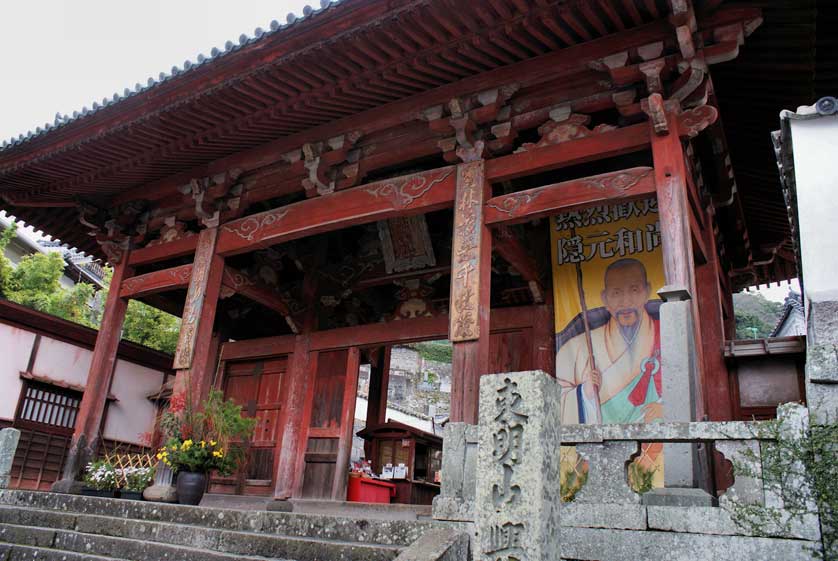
[450,160,485,342]
[477,371,562,561]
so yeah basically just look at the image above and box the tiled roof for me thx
[0,0,345,153]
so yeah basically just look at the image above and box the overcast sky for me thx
[0,0,310,142]
[0,2,799,301]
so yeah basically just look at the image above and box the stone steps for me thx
[0,490,436,561]
[0,541,131,561]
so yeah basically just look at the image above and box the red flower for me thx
[169,392,186,414]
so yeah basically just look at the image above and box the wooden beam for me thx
[119,264,193,299]
[219,305,540,358]
[128,236,198,266]
[110,5,756,206]
[492,228,545,304]
[216,166,456,256]
[485,166,656,226]
[449,160,492,425]
[332,346,361,501]
[366,346,391,427]
[221,266,298,333]
[485,123,650,183]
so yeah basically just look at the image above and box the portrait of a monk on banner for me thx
[555,257,662,425]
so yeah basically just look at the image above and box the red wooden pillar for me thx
[365,346,391,428]
[697,214,733,421]
[272,334,312,499]
[449,159,492,425]
[647,97,696,296]
[172,227,225,405]
[332,346,361,500]
[53,248,133,491]
[273,267,319,500]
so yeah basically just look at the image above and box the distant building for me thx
[0,212,105,290]
[771,291,806,337]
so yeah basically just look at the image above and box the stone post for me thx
[0,428,21,489]
[476,371,561,561]
[644,286,714,507]
[432,422,478,522]
[143,461,177,503]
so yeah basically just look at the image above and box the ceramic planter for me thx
[175,471,207,505]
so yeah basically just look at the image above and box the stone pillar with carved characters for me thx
[476,371,562,561]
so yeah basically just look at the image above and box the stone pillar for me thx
[476,371,561,561]
[142,461,177,503]
[0,428,21,489]
[432,422,478,522]
[644,287,714,506]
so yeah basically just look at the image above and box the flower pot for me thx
[175,471,207,505]
[81,488,119,499]
[120,490,144,501]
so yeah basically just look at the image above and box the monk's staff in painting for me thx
[572,228,603,424]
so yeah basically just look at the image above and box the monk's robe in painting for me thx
[557,306,662,425]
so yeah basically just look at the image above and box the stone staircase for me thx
[0,490,440,561]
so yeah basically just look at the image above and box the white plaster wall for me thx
[31,336,93,387]
[791,115,838,302]
[0,322,166,446]
[102,359,165,445]
[0,323,37,421]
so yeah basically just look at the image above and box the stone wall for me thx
[433,371,824,560]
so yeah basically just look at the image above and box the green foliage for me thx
[122,300,180,354]
[0,223,17,297]
[728,406,837,559]
[410,340,453,364]
[733,292,783,339]
[0,224,179,353]
[83,459,119,491]
[97,268,181,354]
[561,463,588,503]
[5,251,98,327]
[122,466,155,492]
[158,389,256,475]
[628,461,656,494]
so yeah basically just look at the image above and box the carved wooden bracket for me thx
[180,169,243,227]
[515,111,617,152]
[425,85,519,163]
[298,133,362,197]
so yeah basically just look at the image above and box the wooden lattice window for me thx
[15,381,81,435]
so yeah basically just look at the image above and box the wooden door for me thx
[210,357,286,495]
[300,348,360,500]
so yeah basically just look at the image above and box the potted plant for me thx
[157,388,255,505]
[82,460,120,498]
[119,466,155,500]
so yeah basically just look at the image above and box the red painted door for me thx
[211,357,286,496]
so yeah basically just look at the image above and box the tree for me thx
[0,223,180,354]
[733,291,783,339]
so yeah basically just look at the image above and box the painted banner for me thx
[551,197,665,489]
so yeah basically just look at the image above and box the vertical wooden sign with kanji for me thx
[450,160,487,343]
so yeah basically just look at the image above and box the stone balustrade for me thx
[433,370,823,561]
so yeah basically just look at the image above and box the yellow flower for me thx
[182,439,193,450]
[212,450,223,458]
[156,453,163,460]
[209,440,217,447]
[200,441,206,448]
